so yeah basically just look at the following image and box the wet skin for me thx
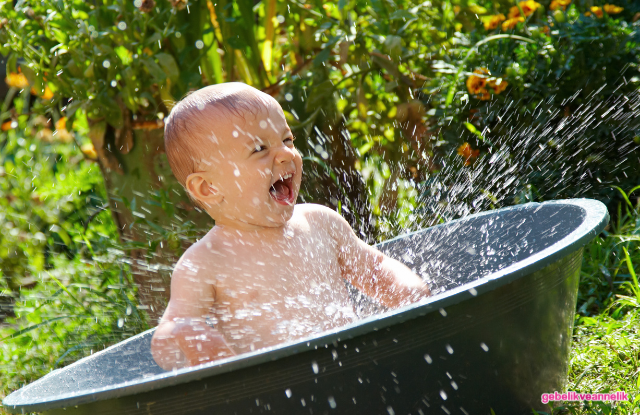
[151,88,430,370]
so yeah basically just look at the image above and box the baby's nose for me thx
[274,145,295,163]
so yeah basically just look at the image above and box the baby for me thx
[151,83,430,370]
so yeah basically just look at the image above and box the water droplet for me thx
[259,120,268,129]
[284,228,294,239]
[102,60,110,68]
[285,93,293,101]
[285,389,292,398]
[110,80,117,87]
[117,21,127,30]
[328,396,336,408]
[117,318,124,328]
[480,342,489,352]
[451,381,458,390]
[234,168,240,177]
[277,15,285,23]
[311,361,319,374]
[175,31,182,38]
[439,308,447,317]
[301,398,306,406]
[424,354,432,364]
[468,287,477,296]
[446,344,454,354]
[232,130,239,137]
[387,406,395,415]
[440,390,448,400]
[195,40,204,49]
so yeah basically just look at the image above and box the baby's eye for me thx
[253,144,267,153]
[284,137,294,145]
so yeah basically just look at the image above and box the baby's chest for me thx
[216,232,342,299]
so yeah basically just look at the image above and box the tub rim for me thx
[2,198,609,412]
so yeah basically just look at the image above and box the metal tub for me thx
[3,199,608,414]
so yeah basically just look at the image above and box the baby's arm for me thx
[310,205,430,308]
[151,254,235,370]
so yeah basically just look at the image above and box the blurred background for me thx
[1,0,639,411]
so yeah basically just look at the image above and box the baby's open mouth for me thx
[269,172,295,205]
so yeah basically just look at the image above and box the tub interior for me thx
[5,202,587,408]
[380,203,584,293]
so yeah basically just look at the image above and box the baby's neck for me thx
[211,221,291,238]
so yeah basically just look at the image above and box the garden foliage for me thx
[1,0,640,412]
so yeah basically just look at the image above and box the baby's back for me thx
[191,206,356,354]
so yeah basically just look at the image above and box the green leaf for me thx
[389,10,414,20]
[305,80,334,111]
[156,53,179,83]
[313,48,331,67]
[99,94,123,129]
[114,46,133,66]
[142,57,167,82]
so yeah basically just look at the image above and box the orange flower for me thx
[54,117,73,143]
[467,68,508,100]
[508,1,541,18]
[484,14,506,30]
[550,0,571,11]
[81,143,98,159]
[587,7,603,18]
[30,85,54,100]
[466,68,489,95]
[502,16,525,30]
[42,86,54,100]
[540,25,551,34]
[1,120,14,131]
[488,78,508,94]
[55,117,67,131]
[457,143,480,165]
[603,4,624,14]
[5,72,29,88]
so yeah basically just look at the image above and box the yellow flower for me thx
[502,16,525,30]
[5,72,29,88]
[588,7,603,18]
[550,0,571,11]
[457,143,480,165]
[484,14,506,30]
[466,68,489,95]
[508,1,541,18]
[81,143,98,159]
[603,4,624,14]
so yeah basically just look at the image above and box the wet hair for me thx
[164,83,275,204]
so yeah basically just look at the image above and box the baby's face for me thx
[201,103,302,230]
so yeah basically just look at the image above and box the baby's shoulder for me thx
[292,203,352,236]
[294,203,341,222]
[172,237,226,280]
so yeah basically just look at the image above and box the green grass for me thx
[541,189,640,415]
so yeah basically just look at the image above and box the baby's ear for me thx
[185,173,223,208]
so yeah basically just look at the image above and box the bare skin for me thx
[151,84,430,370]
